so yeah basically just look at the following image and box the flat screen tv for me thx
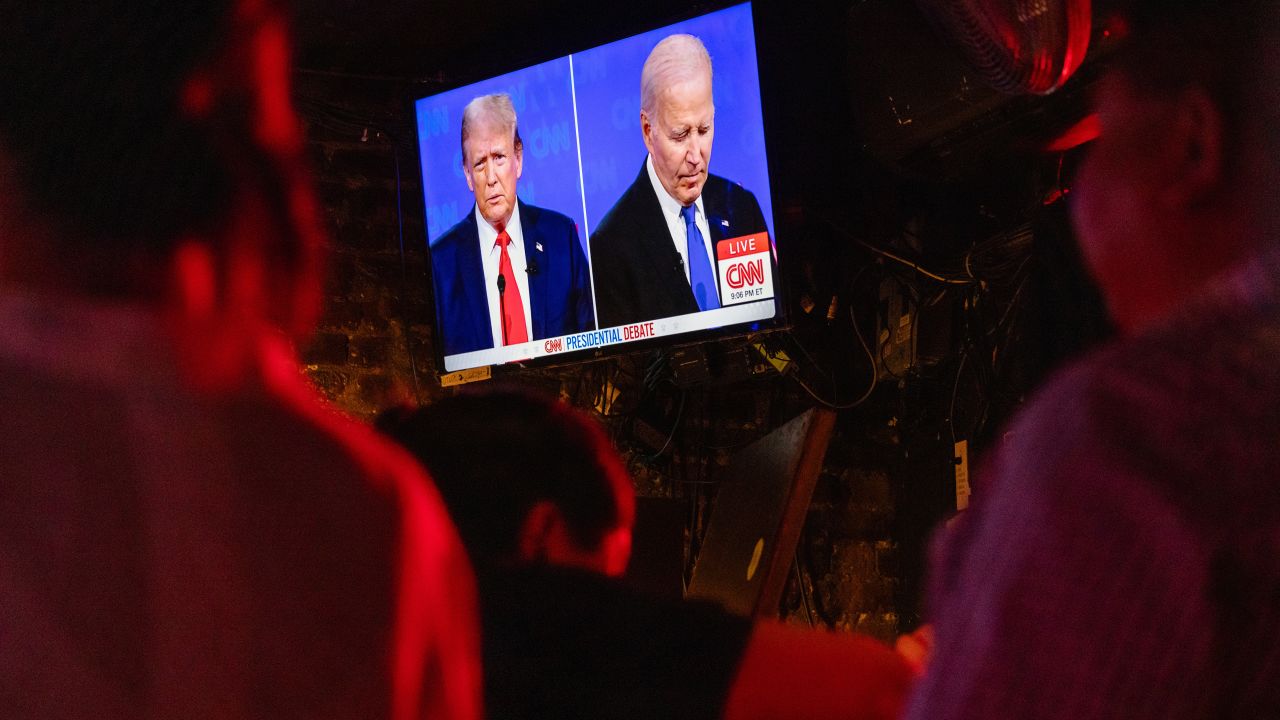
[414,2,779,374]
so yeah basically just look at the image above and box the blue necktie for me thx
[681,204,720,311]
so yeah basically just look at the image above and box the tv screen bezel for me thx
[407,1,790,377]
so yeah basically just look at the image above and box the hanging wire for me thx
[854,237,975,285]
[790,300,879,410]
[642,390,687,460]
[392,148,423,401]
[794,550,817,627]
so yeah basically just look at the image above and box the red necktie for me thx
[496,230,528,345]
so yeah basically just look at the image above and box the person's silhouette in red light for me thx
[905,2,1280,717]
[380,390,913,720]
[0,2,481,718]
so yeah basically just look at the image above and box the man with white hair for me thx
[589,34,769,329]
[431,93,594,357]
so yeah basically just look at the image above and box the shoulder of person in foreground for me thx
[724,619,913,720]
[258,337,483,720]
[905,348,1223,720]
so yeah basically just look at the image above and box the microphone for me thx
[496,274,508,346]
[526,258,539,275]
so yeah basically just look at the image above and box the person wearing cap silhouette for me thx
[906,1,1280,717]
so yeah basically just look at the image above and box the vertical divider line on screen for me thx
[568,53,599,330]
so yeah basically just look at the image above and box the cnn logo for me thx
[726,259,765,289]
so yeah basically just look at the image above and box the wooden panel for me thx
[687,408,836,618]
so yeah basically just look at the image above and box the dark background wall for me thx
[292,0,1113,640]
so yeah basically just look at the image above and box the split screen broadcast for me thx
[414,3,778,372]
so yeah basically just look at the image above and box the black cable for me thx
[642,390,686,460]
[787,303,878,411]
[986,258,1032,337]
[948,351,968,448]
[794,550,816,627]
[392,148,423,400]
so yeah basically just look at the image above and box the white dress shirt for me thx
[476,203,533,347]
[645,155,719,305]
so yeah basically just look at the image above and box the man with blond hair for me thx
[590,34,769,328]
[431,93,594,357]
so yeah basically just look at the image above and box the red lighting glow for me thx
[1045,113,1101,152]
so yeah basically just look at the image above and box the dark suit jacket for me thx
[589,162,768,328]
[431,201,594,357]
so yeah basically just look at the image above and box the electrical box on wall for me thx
[878,277,916,380]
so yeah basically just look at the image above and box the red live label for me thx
[714,232,775,306]
[716,233,769,261]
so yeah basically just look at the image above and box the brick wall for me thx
[297,72,440,416]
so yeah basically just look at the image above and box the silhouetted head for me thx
[0,0,324,352]
[379,390,635,576]
[1072,0,1280,334]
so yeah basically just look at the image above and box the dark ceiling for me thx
[291,0,1105,187]
[293,0,703,79]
